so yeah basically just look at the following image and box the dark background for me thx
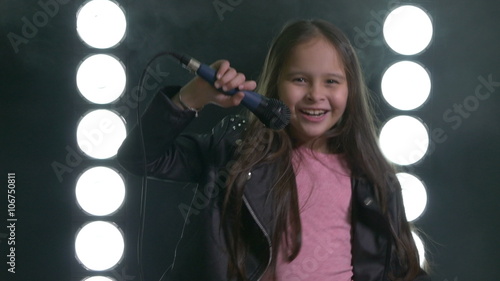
[1,0,499,280]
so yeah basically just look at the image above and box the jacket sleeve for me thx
[116,87,235,183]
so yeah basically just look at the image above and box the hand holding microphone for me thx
[172,54,291,130]
[176,60,255,110]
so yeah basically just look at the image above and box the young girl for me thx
[118,19,430,281]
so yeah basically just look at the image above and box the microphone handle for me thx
[173,53,290,129]
[196,63,264,110]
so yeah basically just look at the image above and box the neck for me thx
[296,137,329,153]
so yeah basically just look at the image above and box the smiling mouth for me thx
[300,109,328,116]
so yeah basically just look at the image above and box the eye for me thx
[326,79,339,84]
[292,77,306,83]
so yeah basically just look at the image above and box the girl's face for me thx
[278,37,348,151]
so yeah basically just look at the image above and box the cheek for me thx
[340,95,348,111]
[278,84,298,109]
[334,90,349,111]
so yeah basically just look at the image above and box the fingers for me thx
[228,91,245,107]
[238,80,257,91]
[217,68,240,91]
[213,60,230,79]
[213,60,255,92]
[232,81,257,105]
[206,60,258,108]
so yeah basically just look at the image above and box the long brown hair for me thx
[222,19,421,280]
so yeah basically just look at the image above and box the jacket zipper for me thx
[242,195,272,281]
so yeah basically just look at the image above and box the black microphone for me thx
[169,53,291,130]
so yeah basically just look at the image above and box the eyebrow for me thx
[285,71,346,80]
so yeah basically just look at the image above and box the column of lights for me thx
[74,0,127,280]
[379,4,434,267]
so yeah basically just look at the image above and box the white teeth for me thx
[301,109,326,116]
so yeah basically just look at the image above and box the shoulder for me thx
[208,114,248,150]
[213,115,248,134]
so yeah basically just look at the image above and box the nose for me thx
[306,81,326,102]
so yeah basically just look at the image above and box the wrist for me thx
[177,91,203,117]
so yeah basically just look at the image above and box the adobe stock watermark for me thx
[441,74,498,130]
[213,0,244,21]
[352,0,402,49]
[388,74,499,166]
[51,65,169,183]
[51,112,124,183]
[176,72,498,222]
[111,64,170,118]
[6,173,17,274]
[7,0,72,54]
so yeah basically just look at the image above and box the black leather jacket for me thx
[117,88,430,281]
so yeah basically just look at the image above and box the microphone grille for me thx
[253,98,291,130]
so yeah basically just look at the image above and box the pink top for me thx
[265,146,353,281]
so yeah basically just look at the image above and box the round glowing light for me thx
[76,0,127,49]
[381,61,431,110]
[76,54,126,104]
[383,5,433,55]
[397,173,428,221]
[379,115,429,165]
[76,167,125,216]
[76,109,127,159]
[83,277,116,281]
[75,221,125,271]
[412,231,427,267]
